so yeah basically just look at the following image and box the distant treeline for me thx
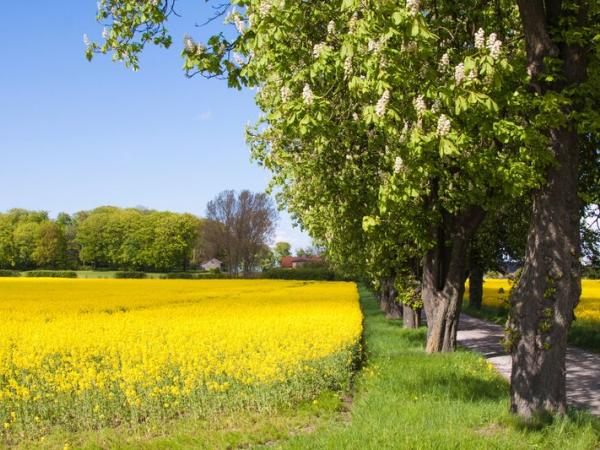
[0,207,203,272]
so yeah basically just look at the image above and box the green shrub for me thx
[262,268,343,281]
[0,270,20,277]
[25,271,77,278]
[161,272,196,279]
[114,271,147,279]
[582,266,600,279]
[196,272,229,279]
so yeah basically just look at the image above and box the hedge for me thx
[0,269,20,277]
[160,272,196,279]
[582,266,600,280]
[114,271,147,279]
[24,270,78,278]
[261,268,341,281]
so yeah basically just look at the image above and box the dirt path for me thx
[457,314,600,416]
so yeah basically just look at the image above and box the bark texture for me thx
[422,208,485,353]
[403,304,421,329]
[379,277,401,319]
[509,0,587,418]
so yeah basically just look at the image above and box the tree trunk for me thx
[469,264,484,310]
[403,304,421,328]
[423,208,484,353]
[509,1,587,418]
[378,276,401,319]
[379,277,392,313]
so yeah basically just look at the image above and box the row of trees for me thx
[89,0,599,418]
[0,191,278,273]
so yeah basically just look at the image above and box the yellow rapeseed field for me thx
[0,278,362,442]
[472,279,600,322]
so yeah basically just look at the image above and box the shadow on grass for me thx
[416,369,507,401]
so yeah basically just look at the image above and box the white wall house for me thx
[200,258,222,271]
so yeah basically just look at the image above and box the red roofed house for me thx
[280,256,323,269]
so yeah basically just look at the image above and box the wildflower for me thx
[454,63,465,84]
[474,28,485,49]
[436,114,451,136]
[406,0,420,16]
[327,20,336,35]
[375,90,390,117]
[302,84,314,105]
[83,34,91,46]
[280,86,292,103]
[394,156,404,173]
[413,95,427,117]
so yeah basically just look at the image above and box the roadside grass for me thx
[17,285,600,449]
[283,287,599,449]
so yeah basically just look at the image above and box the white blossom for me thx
[437,114,451,136]
[399,121,409,143]
[344,56,353,76]
[102,27,110,40]
[234,15,246,33]
[375,90,390,117]
[454,63,465,84]
[394,156,404,174]
[352,112,360,121]
[302,84,314,105]
[474,28,485,49]
[413,95,427,117]
[312,42,329,58]
[431,99,441,113]
[195,44,206,56]
[83,33,91,46]
[489,39,502,59]
[184,34,195,52]
[233,53,245,65]
[368,38,384,53]
[403,41,418,53]
[280,86,292,102]
[349,12,358,33]
[440,52,450,69]
[487,33,498,48]
[258,0,272,17]
[468,70,477,81]
[327,20,336,35]
[406,0,420,16]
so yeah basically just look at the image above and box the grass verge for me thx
[282,287,599,449]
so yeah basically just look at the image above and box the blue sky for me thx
[0,1,311,251]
